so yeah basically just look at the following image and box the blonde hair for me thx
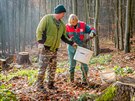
[68,14,78,26]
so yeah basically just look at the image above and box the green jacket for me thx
[36,14,72,52]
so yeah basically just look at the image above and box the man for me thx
[36,5,75,93]
[66,14,96,85]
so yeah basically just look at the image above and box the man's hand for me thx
[38,43,44,49]
[38,44,44,53]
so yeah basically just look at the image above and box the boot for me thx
[47,82,58,90]
[82,72,88,86]
[81,63,88,85]
[70,73,74,83]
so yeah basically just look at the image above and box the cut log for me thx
[17,52,31,65]
[96,77,135,101]
[113,80,135,101]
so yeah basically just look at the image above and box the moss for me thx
[0,69,38,85]
[95,85,117,101]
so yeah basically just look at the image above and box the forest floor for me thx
[1,40,135,101]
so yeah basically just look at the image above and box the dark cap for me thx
[54,4,66,14]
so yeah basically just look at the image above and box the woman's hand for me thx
[72,43,77,49]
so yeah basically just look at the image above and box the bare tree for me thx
[119,0,124,50]
[124,0,131,53]
[94,0,100,56]
[72,0,77,14]
[114,0,119,49]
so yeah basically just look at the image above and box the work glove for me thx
[38,43,44,53]
[89,32,94,37]
[89,31,96,38]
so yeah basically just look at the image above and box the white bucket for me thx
[100,69,116,84]
[73,46,93,64]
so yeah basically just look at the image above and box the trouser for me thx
[67,45,88,82]
[36,48,57,87]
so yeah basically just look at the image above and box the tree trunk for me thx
[18,0,21,52]
[115,0,119,49]
[72,0,77,14]
[119,0,124,50]
[124,0,131,53]
[130,0,133,38]
[22,0,26,51]
[94,0,100,56]
[0,1,5,55]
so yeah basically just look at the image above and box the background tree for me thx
[0,0,135,57]
[72,0,77,14]
[94,0,100,56]
[118,0,124,50]
[124,0,131,53]
[114,0,119,49]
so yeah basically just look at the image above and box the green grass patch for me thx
[77,93,96,101]
[0,84,18,101]
[71,85,117,101]
[56,67,68,73]
[71,93,97,101]
[113,66,134,76]
[0,69,38,85]
[76,65,81,70]
[90,54,112,65]
[57,61,69,68]
[57,61,80,73]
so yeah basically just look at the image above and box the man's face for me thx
[58,12,65,19]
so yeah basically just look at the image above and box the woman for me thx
[66,14,96,84]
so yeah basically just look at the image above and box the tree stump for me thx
[0,59,7,70]
[17,52,31,65]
